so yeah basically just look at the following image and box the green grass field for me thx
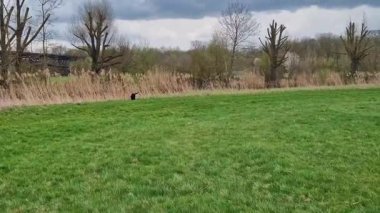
[0,88,379,212]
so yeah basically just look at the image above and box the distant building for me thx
[21,52,80,76]
[369,30,380,37]
[0,51,79,76]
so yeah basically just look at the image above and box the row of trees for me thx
[188,1,290,87]
[0,0,377,89]
[212,1,373,87]
[191,1,375,87]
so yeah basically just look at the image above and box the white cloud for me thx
[53,5,380,50]
[255,5,380,39]
[29,40,73,53]
[115,17,218,49]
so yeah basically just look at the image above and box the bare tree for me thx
[0,0,15,88]
[14,0,50,73]
[259,20,290,88]
[340,20,372,80]
[219,0,259,78]
[37,0,62,68]
[70,0,122,74]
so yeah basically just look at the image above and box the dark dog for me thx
[130,93,139,100]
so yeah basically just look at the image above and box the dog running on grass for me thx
[130,93,139,100]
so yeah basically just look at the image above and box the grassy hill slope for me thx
[0,88,379,211]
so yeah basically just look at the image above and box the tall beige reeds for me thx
[0,67,378,109]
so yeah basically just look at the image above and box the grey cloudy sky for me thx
[56,0,380,20]
[49,0,380,50]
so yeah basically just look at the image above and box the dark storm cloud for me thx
[110,0,380,20]
[57,0,380,21]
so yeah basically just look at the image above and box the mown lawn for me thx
[0,88,379,212]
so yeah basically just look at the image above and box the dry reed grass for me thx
[1,68,379,109]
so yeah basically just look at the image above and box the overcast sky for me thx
[49,0,380,50]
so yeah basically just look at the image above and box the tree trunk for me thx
[350,59,359,80]
[41,4,47,69]
[226,40,237,87]
[0,53,10,89]
[15,0,22,74]
[15,53,22,75]
[0,69,9,89]
[265,66,280,88]
[42,25,47,69]
[92,57,101,74]
[229,44,236,74]
[0,1,13,89]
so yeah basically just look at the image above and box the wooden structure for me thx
[20,52,79,76]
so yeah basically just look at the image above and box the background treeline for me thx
[68,33,380,85]
[0,0,379,96]
[64,0,379,88]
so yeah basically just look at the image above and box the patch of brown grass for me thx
[0,68,379,109]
